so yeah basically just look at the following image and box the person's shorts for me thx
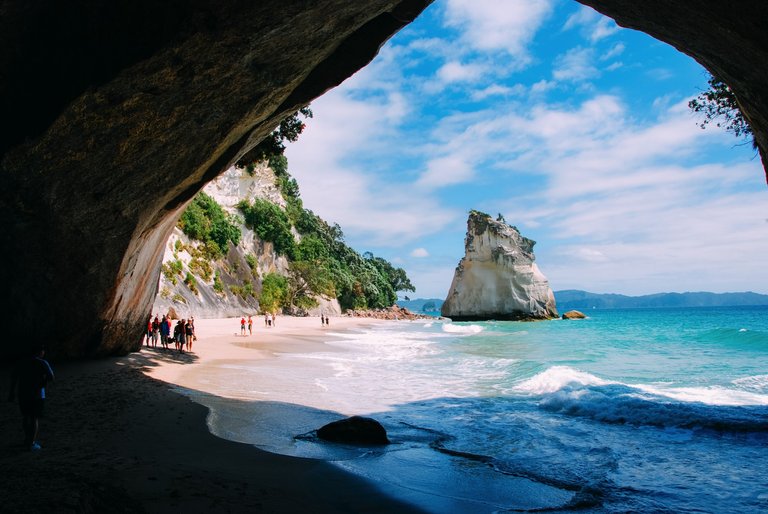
[19,398,44,418]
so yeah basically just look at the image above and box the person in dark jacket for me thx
[8,344,55,451]
[160,315,171,349]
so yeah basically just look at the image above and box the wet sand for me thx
[0,316,424,513]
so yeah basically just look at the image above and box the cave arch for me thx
[0,0,766,358]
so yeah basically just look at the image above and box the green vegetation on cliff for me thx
[689,73,754,147]
[172,107,413,312]
[176,164,414,312]
[178,192,241,257]
[238,198,296,258]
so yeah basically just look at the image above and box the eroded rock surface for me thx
[442,212,558,321]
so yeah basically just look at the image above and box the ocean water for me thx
[193,307,768,513]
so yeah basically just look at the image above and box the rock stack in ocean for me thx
[441,211,558,321]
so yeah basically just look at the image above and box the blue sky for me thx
[285,0,768,299]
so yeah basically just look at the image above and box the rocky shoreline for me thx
[346,305,437,321]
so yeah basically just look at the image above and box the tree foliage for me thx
[237,107,313,165]
[259,273,288,313]
[178,192,241,256]
[238,199,296,259]
[689,74,754,146]
[286,261,336,310]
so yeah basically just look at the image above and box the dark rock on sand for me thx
[562,310,587,320]
[317,416,390,445]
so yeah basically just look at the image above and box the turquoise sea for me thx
[195,306,768,513]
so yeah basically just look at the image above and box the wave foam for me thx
[513,366,612,395]
[732,374,768,393]
[442,323,484,334]
[515,367,768,432]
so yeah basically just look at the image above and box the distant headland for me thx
[554,290,768,310]
[400,290,768,315]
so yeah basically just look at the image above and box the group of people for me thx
[320,314,330,326]
[239,313,279,335]
[240,316,253,335]
[146,314,196,353]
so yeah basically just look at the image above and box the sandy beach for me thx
[0,315,424,513]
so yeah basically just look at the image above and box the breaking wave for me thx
[514,366,768,433]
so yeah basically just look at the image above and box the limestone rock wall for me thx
[441,213,557,321]
[151,164,341,320]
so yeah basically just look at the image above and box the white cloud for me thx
[600,42,625,61]
[553,47,600,82]
[590,17,620,41]
[437,61,487,84]
[443,0,552,60]
[417,154,475,190]
[530,79,557,95]
[284,89,459,246]
[565,247,609,263]
[471,83,525,101]
[411,248,430,258]
[563,5,620,42]
[646,68,675,81]
[563,5,594,31]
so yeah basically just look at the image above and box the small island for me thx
[441,211,558,321]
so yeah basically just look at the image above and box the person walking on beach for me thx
[247,316,253,335]
[184,319,194,352]
[160,315,170,349]
[264,313,269,327]
[173,320,182,351]
[8,344,55,451]
[240,317,246,335]
[178,319,187,353]
[151,316,160,348]
[321,314,325,326]
[145,316,153,347]
[325,315,329,326]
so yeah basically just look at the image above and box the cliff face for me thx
[0,0,767,358]
[441,213,557,321]
[151,164,341,319]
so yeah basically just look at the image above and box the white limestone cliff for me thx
[152,164,341,319]
[441,211,558,321]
